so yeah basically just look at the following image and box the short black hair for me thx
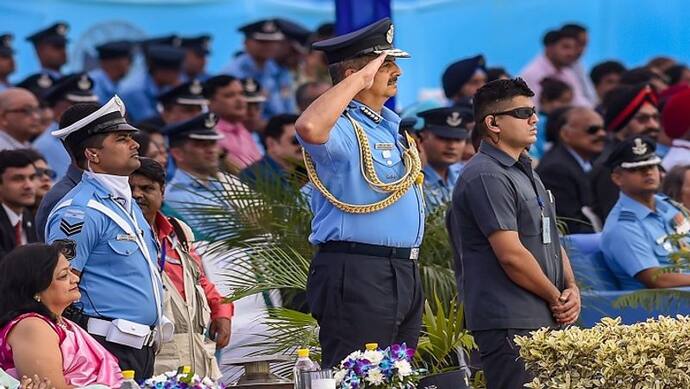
[539,77,572,103]
[543,29,579,46]
[486,67,510,83]
[0,150,35,181]
[590,60,626,85]
[263,113,299,145]
[203,75,237,99]
[132,157,166,188]
[473,77,535,137]
[561,23,587,34]
[620,67,668,86]
[59,103,107,166]
[17,148,46,164]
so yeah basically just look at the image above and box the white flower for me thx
[363,349,384,365]
[365,368,385,386]
[394,360,412,378]
[334,369,347,384]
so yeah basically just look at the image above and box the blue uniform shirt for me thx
[89,68,118,104]
[222,53,296,118]
[601,193,690,289]
[42,68,62,80]
[423,163,461,213]
[164,169,228,239]
[119,72,167,123]
[33,122,70,179]
[297,100,425,247]
[46,174,161,325]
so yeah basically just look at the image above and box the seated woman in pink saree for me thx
[0,243,122,388]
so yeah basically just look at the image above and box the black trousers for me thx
[472,329,534,389]
[306,251,424,368]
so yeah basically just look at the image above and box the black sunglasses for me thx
[36,167,57,180]
[586,125,605,135]
[491,106,537,120]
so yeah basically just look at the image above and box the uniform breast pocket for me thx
[518,196,542,236]
[371,149,404,182]
[108,239,141,256]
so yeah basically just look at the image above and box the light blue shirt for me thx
[33,122,70,179]
[42,67,62,80]
[163,169,230,239]
[564,145,592,173]
[423,163,461,213]
[601,193,690,290]
[89,68,117,104]
[119,72,167,123]
[297,100,425,247]
[222,53,296,118]
[45,174,161,325]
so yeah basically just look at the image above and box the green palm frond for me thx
[243,307,320,359]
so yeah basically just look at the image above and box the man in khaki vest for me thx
[129,157,233,378]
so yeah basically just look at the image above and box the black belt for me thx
[319,241,420,260]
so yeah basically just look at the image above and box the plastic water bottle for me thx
[293,348,319,389]
[120,370,141,389]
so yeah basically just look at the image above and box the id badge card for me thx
[542,216,552,244]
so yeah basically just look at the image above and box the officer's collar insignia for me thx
[632,138,647,156]
[189,80,202,95]
[359,105,382,124]
[386,25,394,44]
[56,24,67,36]
[37,74,52,88]
[446,112,462,127]
[77,75,91,90]
[245,78,257,93]
[205,113,217,128]
[263,21,277,33]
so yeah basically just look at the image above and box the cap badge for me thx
[263,21,277,33]
[37,74,52,89]
[632,138,648,156]
[204,113,216,128]
[245,78,258,93]
[386,25,394,44]
[446,112,462,127]
[56,24,67,36]
[77,75,91,90]
[189,80,203,95]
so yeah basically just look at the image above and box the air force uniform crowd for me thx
[0,12,689,389]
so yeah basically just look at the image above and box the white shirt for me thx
[661,139,690,172]
[2,203,26,245]
[0,131,31,151]
[520,53,593,109]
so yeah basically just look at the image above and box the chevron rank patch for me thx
[60,219,84,236]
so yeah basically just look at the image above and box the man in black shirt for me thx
[450,78,580,389]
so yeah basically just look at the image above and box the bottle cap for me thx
[297,348,310,358]
[365,343,378,351]
[122,370,135,380]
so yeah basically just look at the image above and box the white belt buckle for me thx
[410,247,420,260]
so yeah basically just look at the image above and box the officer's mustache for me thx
[388,77,398,85]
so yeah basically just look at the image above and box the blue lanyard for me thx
[159,238,167,272]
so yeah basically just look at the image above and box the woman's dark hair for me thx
[661,165,690,203]
[0,243,63,328]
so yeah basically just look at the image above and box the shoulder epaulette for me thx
[617,210,637,222]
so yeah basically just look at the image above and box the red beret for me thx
[662,87,690,139]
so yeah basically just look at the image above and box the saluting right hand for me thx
[356,53,388,90]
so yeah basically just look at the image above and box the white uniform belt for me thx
[87,317,156,349]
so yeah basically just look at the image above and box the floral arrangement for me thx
[334,343,421,389]
[515,316,690,388]
[142,370,224,389]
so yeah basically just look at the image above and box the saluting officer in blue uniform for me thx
[416,106,471,212]
[120,37,185,123]
[34,73,100,179]
[25,22,69,79]
[601,136,690,290]
[222,19,296,119]
[296,18,425,368]
[89,40,134,104]
[45,95,165,379]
